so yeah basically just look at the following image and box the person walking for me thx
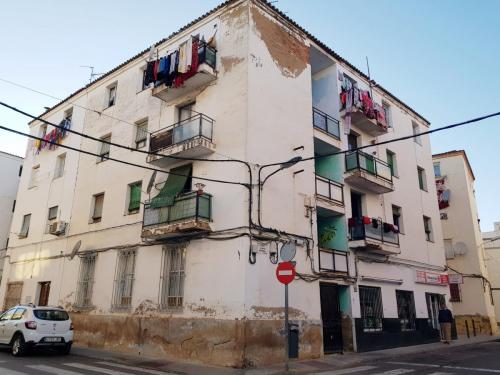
[438,303,453,344]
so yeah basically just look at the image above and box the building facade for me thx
[483,222,500,326]
[0,151,23,283]
[1,0,448,366]
[433,150,497,336]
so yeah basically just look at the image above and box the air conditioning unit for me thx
[49,221,67,236]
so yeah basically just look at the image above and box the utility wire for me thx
[0,124,246,187]
[260,111,500,168]
[0,101,250,165]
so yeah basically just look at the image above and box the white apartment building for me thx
[483,222,500,325]
[433,150,496,336]
[0,151,23,282]
[1,0,448,366]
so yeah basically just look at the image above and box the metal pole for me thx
[285,283,289,372]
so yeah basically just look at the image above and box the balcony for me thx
[348,217,399,254]
[319,248,349,274]
[147,114,215,168]
[313,107,341,143]
[315,174,345,215]
[151,39,217,102]
[142,191,212,240]
[340,89,388,136]
[344,150,394,194]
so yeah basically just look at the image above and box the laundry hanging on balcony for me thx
[150,164,192,208]
[33,119,71,153]
[144,37,207,89]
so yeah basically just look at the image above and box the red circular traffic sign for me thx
[276,262,296,285]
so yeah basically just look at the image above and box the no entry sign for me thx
[276,262,296,285]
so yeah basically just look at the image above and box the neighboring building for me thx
[0,0,448,367]
[483,222,500,326]
[433,150,496,336]
[0,151,23,283]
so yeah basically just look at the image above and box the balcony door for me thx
[351,192,363,218]
[320,283,343,353]
[176,102,196,143]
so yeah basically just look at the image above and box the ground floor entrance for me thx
[426,293,445,330]
[320,283,344,353]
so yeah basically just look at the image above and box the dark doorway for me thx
[351,192,363,218]
[38,282,51,306]
[348,132,358,150]
[320,283,343,353]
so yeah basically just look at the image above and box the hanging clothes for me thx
[185,38,193,71]
[178,41,188,73]
[144,61,155,87]
[152,59,160,83]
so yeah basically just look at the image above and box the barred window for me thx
[135,119,148,149]
[160,246,186,309]
[449,283,461,302]
[75,253,96,307]
[396,290,416,331]
[112,250,136,309]
[359,286,383,332]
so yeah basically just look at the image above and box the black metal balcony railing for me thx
[143,191,212,228]
[349,217,399,245]
[315,174,344,206]
[149,114,214,154]
[313,107,340,139]
[319,248,349,274]
[345,150,393,183]
[197,39,217,69]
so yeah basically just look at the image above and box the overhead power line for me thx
[0,124,246,187]
[260,110,500,169]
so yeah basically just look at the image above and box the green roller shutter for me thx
[129,183,142,211]
[150,164,192,208]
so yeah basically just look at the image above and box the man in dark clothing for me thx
[438,303,453,344]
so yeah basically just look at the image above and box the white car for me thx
[0,305,73,356]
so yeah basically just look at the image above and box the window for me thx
[18,165,22,177]
[29,165,40,188]
[160,246,186,309]
[178,102,195,122]
[112,250,136,309]
[135,119,148,149]
[48,206,58,221]
[386,150,398,177]
[382,102,392,128]
[91,193,104,223]
[449,283,461,302]
[417,167,427,191]
[392,205,404,233]
[128,182,142,213]
[423,216,433,241]
[11,308,26,320]
[412,122,422,145]
[19,214,31,238]
[107,84,117,107]
[444,239,454,259]
[38,125,47,138]
[348,132,359,150]
[0,308,16,321]
[12,200,16,212]
[433,162,441,177]
[54,153,66,179]
[359,286,383,332]
[75,253,96,307]
[98,135,111,162]
[396,290,416,331]
[63,108,73,124]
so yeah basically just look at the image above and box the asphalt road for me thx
[316,340,500,375]
[0,348,179,375]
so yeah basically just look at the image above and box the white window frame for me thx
[107,83,117,108]
[412,122,422,145]
[160,246,186,310]
[382,101,392,128]
[134,119,148,149]
[417,166,427,191]
[98,135,111,162]
[54,153,66,179]
[433,162,441,177]
[112,249,136,310]
[29,165,40,188]
[19,214,31,238]
[75,253,97,308]
[91,193,104,223]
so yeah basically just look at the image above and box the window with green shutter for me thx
[128,182,142,212]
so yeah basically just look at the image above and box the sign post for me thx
[276,261,296,372]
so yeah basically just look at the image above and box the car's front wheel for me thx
[11,334,27,357]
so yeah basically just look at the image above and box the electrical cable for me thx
[0,124,246,187]
[260,110,500,168]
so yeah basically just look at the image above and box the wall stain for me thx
[133,299,159,316]
[221,56,245,73]
[250,5,309,78]
[251,305,307,320]
[187,303,217,317]
[220,3,248,30]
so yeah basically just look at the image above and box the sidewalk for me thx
[72,334,500,375]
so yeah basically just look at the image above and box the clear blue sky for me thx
[1,0,499,230]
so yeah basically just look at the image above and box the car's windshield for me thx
[33,309,69,321]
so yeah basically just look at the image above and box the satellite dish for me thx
[146,171,157,194]
[280,243,296,262]
[69,240,82,260]
[453,242,468,256]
